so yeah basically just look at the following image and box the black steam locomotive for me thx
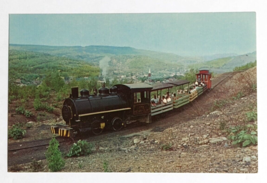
[51,69,212,137]
[51,83,153,137]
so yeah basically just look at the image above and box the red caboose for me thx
[196,69,212,89]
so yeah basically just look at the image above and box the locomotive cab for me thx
[115,83,153,123]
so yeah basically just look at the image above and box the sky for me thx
[9,13,256,56]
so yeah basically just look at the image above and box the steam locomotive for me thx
[51,69,212,137]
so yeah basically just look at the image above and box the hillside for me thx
[8,49,100,85]
[9,44,186,64]
[188,52,256,73]
[9,44,256,77]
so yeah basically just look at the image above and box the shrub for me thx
[56,93,63,102]
[9,95,17,103]
[67,140,93,157]
[228,124,257,147]
[15,106,25,115]
[25,122,33,129]
[24,110,33,118]
[45,104,54,112]
[211,99,227,111]
[232,91,245,100]
[33,97,42,110]
[219,122,226,130]
[233,60,256,72]
[246,111,257,122]
[8,124,26,140]
[45,137,65,172]
[52,108,61,116]
[161,143,173,151]
[103,160,110,172]
[31,159,43,172]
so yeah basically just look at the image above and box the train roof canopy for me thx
[115,83,153,92]
[151,83,174,91]
[167,80,190,86]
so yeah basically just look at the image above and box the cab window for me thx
[134,92,141,103]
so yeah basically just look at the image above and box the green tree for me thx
[45,137,65,172]
[184,68,198,83]
[43,72,65,92]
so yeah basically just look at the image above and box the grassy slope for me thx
[9,49,100,84]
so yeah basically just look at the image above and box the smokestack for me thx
[71,87,79,98]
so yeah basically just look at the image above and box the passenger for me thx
[162,96,167,104]
[93,88,97,95]
[158,96,161,104]
[173,93,177,100]
[151,95,159,104]
[167,95,172,102]
[166,92,170,100]
[151,100,156,106]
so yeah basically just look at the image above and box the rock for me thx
[209,137,227,144]
[235,154,240,158]
[200,145,209,148]
[206,123,210,126]
[203,134,209,139]
[243,156,251,163]
[165,160,174,163]
[134,138,140,144]
[119,147,128,152]
[233,169,238,173]
[251,156,257,161]
[210,111,222,116]
[190,125,193,128]
[180,152,187,157]
[99,147,108,151]
[198,139,209,145]
[240,168,248,172]
[140,141,145,144]
[182,137,189,142]
[126,167,131,172]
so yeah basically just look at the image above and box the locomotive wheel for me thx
[91,120,104,135]
[111,117,124,131]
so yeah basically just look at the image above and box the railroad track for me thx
[211,71,240,89]
[8,137,71,152]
